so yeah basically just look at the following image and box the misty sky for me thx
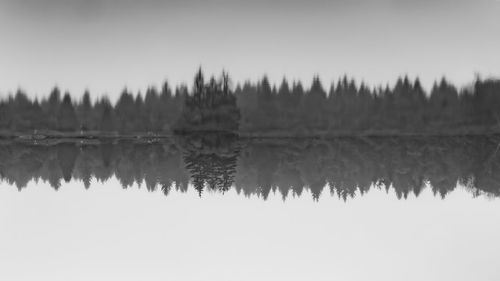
[1,0,499,99]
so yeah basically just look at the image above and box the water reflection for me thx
[1,134,500,200]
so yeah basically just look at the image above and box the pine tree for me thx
[78,90,93,131]
[99,98,115,132]
[45,87,61,130]
[57,93,78,131]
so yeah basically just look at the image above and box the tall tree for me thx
[57,93,78,131]
[77,90,93,131]
[302,76,327,130]
[44,86,61,130]
[114,89,136,133]
[99,98,115,132]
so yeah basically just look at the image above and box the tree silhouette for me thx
[44,87,61,130]
[99,98,115,132]
[0,72,499,136]
[174,69,240,133]
[77,90,93,131]
[302,76,327,130]
[115,89,136,133]
[57,93,78,131]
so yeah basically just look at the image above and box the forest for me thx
[1,70,500,136]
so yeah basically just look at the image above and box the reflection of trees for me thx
[234,136,500,200]
[57,143,79,182]
[178,133,240,196]
[0,136,499,200]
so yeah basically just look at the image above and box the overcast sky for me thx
[1,0,499,99]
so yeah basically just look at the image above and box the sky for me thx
[0,0,499,100]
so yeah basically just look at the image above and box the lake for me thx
[0,135,499,281]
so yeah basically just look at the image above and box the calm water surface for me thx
[0,136,499,281]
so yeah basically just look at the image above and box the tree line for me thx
[1,71,500,135]
[0,82,185,134]
[236,75,500,135]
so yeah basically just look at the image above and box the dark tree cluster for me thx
[1,136,499,200]
[174,70,240,133]
[1,72,499,136]
[235,76,500,135]
[0,83,185,134]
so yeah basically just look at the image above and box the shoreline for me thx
[1,130,500,144]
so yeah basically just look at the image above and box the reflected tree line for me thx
[1,70,500,135]
[1,135,499,200]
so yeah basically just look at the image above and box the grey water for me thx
[1,136,499,281]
